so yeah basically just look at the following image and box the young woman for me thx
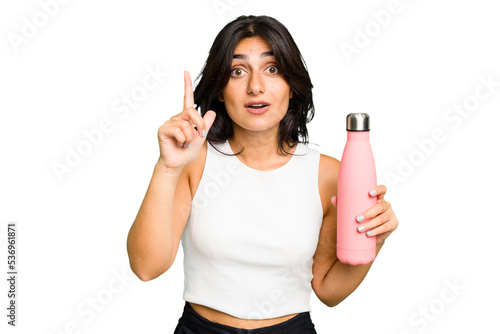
[127,15,398,334]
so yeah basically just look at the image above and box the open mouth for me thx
[246,103,269,109]
[245,101,270,114]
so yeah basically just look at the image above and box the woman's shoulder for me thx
[296,143,339,185]
[317,152,340,216]
[318,152,340,168]
[318,152,340,186]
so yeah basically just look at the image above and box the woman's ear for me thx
[289,89,293,99]
[218,93,224,102]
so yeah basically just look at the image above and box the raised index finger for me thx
[183,71,194,109]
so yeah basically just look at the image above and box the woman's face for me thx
[221,36,293,135]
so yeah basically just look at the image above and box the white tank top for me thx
[181,139,324,320]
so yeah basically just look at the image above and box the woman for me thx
[127,15,398,333]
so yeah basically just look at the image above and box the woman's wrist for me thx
[375,239,385,253]
[155,160,184,177]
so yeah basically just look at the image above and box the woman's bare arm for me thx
[312,154,397,306]
[126,71,216,281]
[126,163,184,281]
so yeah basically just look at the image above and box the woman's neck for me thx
[228,126,295,170]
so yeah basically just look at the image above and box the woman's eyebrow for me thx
[232,51,274,59]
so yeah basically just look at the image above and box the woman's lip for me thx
[245,105,270,114]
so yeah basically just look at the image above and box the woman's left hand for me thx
[331,185,398,245]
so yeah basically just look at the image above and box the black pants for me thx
[173,301,317,334]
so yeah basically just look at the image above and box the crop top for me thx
[180,139,324,320]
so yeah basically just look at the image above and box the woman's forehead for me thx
[233,36,273,56]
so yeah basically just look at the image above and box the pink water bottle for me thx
[337,113,377,265]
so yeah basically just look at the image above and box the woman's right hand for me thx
[157,71,216,171]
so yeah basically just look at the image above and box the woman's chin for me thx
[236,121,280,134]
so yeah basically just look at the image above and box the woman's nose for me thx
[247,72,265,95]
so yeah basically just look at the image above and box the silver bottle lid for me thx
[346,113,370,131]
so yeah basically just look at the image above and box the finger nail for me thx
[201,130,207,138]
[186,143,190,149]
[356,215,364,223]
[369,189,377,197]
[358,225,365,232]
[366,230,373,237]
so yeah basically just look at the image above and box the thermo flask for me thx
[337,113,377,265]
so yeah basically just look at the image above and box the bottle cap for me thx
[346,113,370,131]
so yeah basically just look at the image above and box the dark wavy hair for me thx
[194,15,314,155]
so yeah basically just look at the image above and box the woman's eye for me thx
[267,66,279,74]
[231,68,244,77]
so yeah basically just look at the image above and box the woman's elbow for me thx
[130,264,168,282]
[318,295,342,308]
[314,286,344,308]
[127,254,171,281]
